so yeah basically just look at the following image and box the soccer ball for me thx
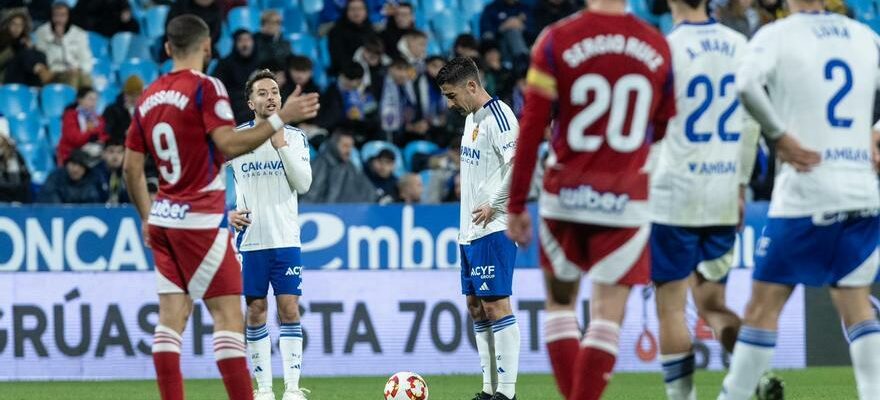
[383,371,429,400]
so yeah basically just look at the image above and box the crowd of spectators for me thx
[0,0,860,206]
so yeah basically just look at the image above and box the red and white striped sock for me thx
[544,310,581,398]
[213,330,253,400]
[570,319,620,400]
[153,325,184,400]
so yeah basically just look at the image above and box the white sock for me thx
[213,330,247,360]
[492,315,520,398]
[474,320,495,394]
[661,352,696,400]
[847,319,880,400]
[246,324,273,392]
[153,324,183,354]
[280,323,304,391]
[718,326,776,400]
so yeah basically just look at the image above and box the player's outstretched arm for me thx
[123,149,153,247]
[210,85,320,159]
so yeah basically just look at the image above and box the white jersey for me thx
[737,12,880,217]
[459,98,519,244]
[651,20,753,226]
[230,121,312,252]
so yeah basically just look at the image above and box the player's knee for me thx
[481,297,511,321]
[246,297,268,318]
[743,298,782,328]
[277,300,301,323]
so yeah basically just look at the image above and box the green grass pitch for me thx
[0,367,857,399]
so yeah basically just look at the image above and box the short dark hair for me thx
[104,137,125,148]
[397,2,413,10]
[684,0,704,8]
[389,56,411,69]
[402,29,427,40]
[166,14,210,57]
[363,36,385,55]
[453,34,478,51]
[436,56,480,87]
[76,86,95,100]
[341,63,365,80]
[287,54,313,71]
[245,69,277,99]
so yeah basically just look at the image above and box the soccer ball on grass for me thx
[383,371,429,400]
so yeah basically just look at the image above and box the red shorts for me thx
[538,218,650,285]
[149,226,242,300]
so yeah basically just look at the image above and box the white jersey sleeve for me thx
[230,121,306,251]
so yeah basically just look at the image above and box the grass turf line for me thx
[0,367,857,399]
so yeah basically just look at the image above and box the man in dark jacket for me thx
[364,148,398,204]
[102,75,143,143]
[0,134,31,203]
[213,29,261,124]
[71,0,140,38]
[94,138,128,205]
[301,130,376,203]
[253,9,291,68]
[165,0,222,53]
[479,0,532,63]
[37,149,103,204]
[317,63,379,144]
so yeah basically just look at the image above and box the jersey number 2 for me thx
[152,123,181,184]
[568,74,653,153]
[684,74,740,143]
[824,59,853,128]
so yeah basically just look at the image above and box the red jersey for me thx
[125,70,235,229]
[509,11,675,227]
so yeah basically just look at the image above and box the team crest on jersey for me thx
[471,126,479,141]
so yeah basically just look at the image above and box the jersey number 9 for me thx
[568,74,653,153]
[152,123,182,185]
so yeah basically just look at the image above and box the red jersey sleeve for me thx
[200,76,235,135]
[125,113,146,152]
[509,28,556,215]
[651,47,676,142]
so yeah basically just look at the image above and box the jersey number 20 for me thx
[152,123,181,184]
[568,74,653,153]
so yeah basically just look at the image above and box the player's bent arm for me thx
[210,122,278,159]
[739,113,761,185]
[508,88,553,214]
[277,145,312,194]
[735,71,785,141]
[488,160,513,212]
[123,149,152,222]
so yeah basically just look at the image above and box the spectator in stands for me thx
[0,0,52,26]
[254,10,292,68]
[480,40,515,103]
[397,29,427,72]
[327,0,378,75]
[166,0,222,56]
[318,63,380,145]
[352,35,390,101]
[38,149,103,204]
[34,2,94,89]
[396,173,422,204]
[381,57,428,146]
[424,137,460,203]
[380,2,414,59]
[95,138,128,204]
[714,0,760,38]
[218,0,248,18]
[511,67,527,117]
[0,8,52,86]
[531,0,577,35]
[302,129,377,203]
[0,134,31,203]
[319,0,383,33]
[365,148,398,204]
[479,0,531,64]
[420,55,449,145]
[213,29,260,124]
[103,75,143,143]
[71,0,140,38]
[281,55,325,139]
[57,86,107,166]
[453,34,480,60]
[442,173,461,202]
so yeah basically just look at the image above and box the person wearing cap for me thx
[365,148,398,204]
[103,75,144,143]
[37,149,103,204]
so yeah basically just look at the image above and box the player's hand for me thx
[506,212,532,246]
[737,185,746,232]
[871,129,880,172]
[472,204,496,228]
[775,133,820,172]
[280,85,320,123]
[229,210,252,231]
[141,220,151,249]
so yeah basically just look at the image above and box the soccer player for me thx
[123,15,319,400]
[227,69,312,400]
[648,0,757,398]
[717,0,880,398]
[506,1,676,399]
[436,57,520,400]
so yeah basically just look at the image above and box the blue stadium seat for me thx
[6,113,44,144]
[284,7,310,34]
[426,37,442,57]
[318,35,330,69]
[228,6,259,32]
[47,118,63,148]
[97,84,120,114]
[160,59,173,75]
[302,0,325,15]
[110,32,135,65]
[350,146,363,171]
[261,0,291,9]
[460,0,484,18]
[313,66,328,90]
[143,5,170,40]
[628,0,659,25]
[403,140,439,171]
[413,7,428,30]
[289,33,319,60]
[87,31,110,60]
[470,13,481,38]
[118,58,159,85]
[432,10,463,51]
[420,0,447,17]
[659,13,674,33]
[206,59,219,75]
[17,142,53,185]
[91,61,114,92]
[0,84,38,116]
[40,84,76,119]
[361,140,405,175]
[216,34,233,58]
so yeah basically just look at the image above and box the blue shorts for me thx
[754,212,880,287]
[460,231,517,297]
[241,247,303,297]
[651,224,737,283]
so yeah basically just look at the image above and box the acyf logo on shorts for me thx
[471,265,495,279]
[559,185,629,214]
[285,266,303,276]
